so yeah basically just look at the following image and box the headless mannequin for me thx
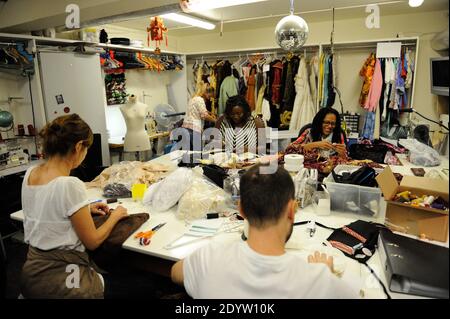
[120,95,151,152]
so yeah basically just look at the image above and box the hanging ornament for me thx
[275,0,309,52]
[147,16,168,49]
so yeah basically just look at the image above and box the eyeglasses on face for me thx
[322,121,336,127]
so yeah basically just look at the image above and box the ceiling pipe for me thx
[54,3,182,33]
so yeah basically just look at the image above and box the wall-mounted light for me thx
[409,0,424,7]
[161,13,216,30]
[180,0,268,12]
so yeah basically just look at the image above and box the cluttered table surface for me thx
[10,151,449,299]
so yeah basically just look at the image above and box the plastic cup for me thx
[131,183,147,201]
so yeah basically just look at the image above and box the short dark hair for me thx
[39,113,93,157]
[310,107,342,143]
[224,95,251,120]
[240,164,295,228]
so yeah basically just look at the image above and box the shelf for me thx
[0,63,35,76]
[2,135,37,140]
[97,43,182,56]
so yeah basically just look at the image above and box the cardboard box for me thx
[376,166,449,242]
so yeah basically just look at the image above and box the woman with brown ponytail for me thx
[20,114,130,298]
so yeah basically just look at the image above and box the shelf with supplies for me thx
[1,135,37,140]
[1,35,41,174]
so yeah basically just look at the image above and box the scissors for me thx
[135,222,166,245]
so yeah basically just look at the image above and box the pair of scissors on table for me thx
[135,222,166,246]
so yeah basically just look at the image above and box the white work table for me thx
[10,152,449,299]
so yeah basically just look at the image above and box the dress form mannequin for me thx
[120,95,151,153]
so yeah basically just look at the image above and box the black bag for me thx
[349,143,388,163]
[202,164,229,188]
[332,166,377,187]
[110,37,130,45]
[326,220,388,263]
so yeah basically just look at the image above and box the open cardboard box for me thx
[376,166,449,242]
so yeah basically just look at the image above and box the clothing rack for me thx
[322,43,416,51]
[186,46,320,61]
[0,41,27,48]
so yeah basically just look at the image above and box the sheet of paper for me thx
[376,42,401,58]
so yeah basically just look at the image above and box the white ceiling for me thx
[110,0,449,36]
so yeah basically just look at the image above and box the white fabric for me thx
[22,166,90,252]
[261,98,271,124]
[309,55,319,107]
[405,50,414,89]
[184,241,359,299]
[319,133,335,158]
[177,173,228,221]
[290,58,316,132]
[143,167,193,211]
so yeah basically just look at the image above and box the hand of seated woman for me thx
[333,143,347,157]
[307,140,333,151]
[90,202,110,216]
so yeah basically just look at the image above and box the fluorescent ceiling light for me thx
[161,13,216,30]
[408,0,424,7]
[180,0,268,12]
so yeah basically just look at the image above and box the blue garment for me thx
[361,111,376,140]
[321,55,330,108]
[395,58,406,110]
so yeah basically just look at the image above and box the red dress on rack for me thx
[271,61,284,106]
[246,67,257,111]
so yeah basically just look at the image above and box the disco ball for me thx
[275,14,309,51]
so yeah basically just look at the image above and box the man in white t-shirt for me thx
[171,164,359,299]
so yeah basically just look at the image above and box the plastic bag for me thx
[143,167,193,212]
[103,183,132,198]
[292,168,318,208]
[177,169,230,221]
[86,161,169,190]
[399,139,441,167]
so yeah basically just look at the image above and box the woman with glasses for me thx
[285,107,347,159]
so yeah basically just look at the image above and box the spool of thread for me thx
[424,195,435,206]
[284,154,304,172]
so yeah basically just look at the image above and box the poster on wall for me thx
[105,73,127,105]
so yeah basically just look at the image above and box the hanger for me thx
[3,47,18,64]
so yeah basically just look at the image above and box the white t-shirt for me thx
[183,241,359,299]
[21,166,91,252]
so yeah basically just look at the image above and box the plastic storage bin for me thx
[323,165,384,223]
